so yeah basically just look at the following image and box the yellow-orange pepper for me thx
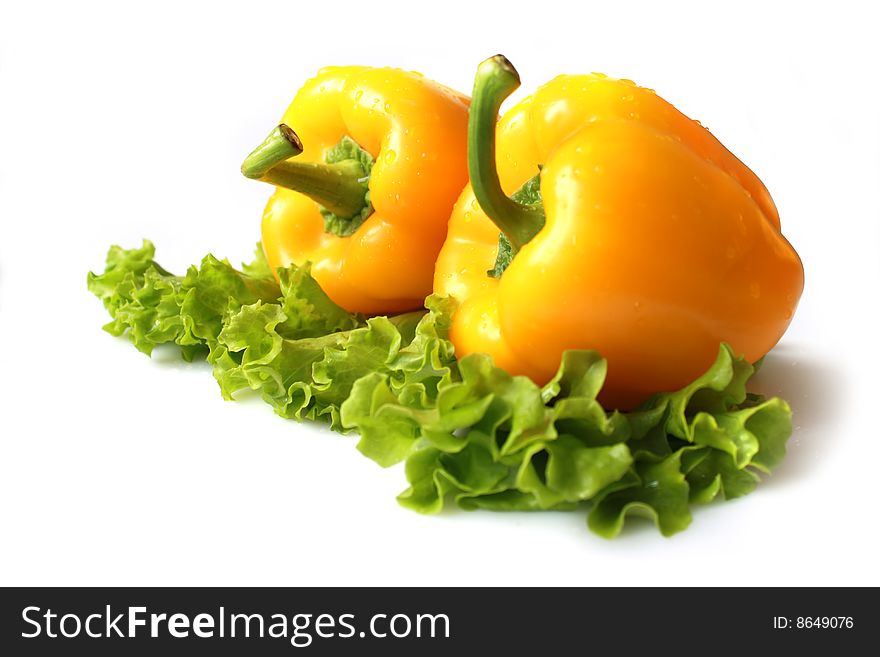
[242,66,469,315]
[434,56,804,409]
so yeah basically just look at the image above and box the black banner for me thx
[0,587,871,654]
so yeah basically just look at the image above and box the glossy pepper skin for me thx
[434,57,804,410]
[253,66,470,315]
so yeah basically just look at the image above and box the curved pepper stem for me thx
[469,55,545,250]
[241,124,369,220]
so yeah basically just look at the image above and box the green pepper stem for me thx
[241,124,304,178]
[240,124,367,218]
[468,55,544,250]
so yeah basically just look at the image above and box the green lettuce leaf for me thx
[86,241,282,361]
[344,341,792,538]
[90,243,794,538]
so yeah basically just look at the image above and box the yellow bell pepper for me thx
[242,66,470,315]
[434,56,804,409]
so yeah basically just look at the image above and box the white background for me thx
[1,0,878,586]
